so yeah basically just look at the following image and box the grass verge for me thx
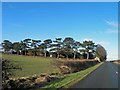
[39,62,103,89]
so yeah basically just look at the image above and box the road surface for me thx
[71,62,119,88]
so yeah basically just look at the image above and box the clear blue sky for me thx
[2,2,118,60]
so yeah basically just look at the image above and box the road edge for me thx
[62,62,104,89]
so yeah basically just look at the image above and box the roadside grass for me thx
[39,62,103,89]
[2,54,59,78]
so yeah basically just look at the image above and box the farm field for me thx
[2,54,59,78]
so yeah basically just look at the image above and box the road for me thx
[71,62,119,88]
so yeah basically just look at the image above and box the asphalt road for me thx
[71,62,119,88]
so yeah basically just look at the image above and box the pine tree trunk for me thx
[34,52,36,56]
[25,51,27,55]
[87,52,89,59]
[44,52,47,57]
[74,52,76,59]
[66,55,68,60]
[17,51,19,55]
[57,52,59,59]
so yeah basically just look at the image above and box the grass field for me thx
[2,54,59,78]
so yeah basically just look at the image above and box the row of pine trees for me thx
[1,37,97,59]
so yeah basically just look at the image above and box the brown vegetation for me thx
[53,59,99,74]
[3,73,60,89]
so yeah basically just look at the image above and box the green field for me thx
[2,54,59,78]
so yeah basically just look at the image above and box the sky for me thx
[1,0,120,2]
[2,2,118,61]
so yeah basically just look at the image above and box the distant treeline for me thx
[1,37,98,59]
